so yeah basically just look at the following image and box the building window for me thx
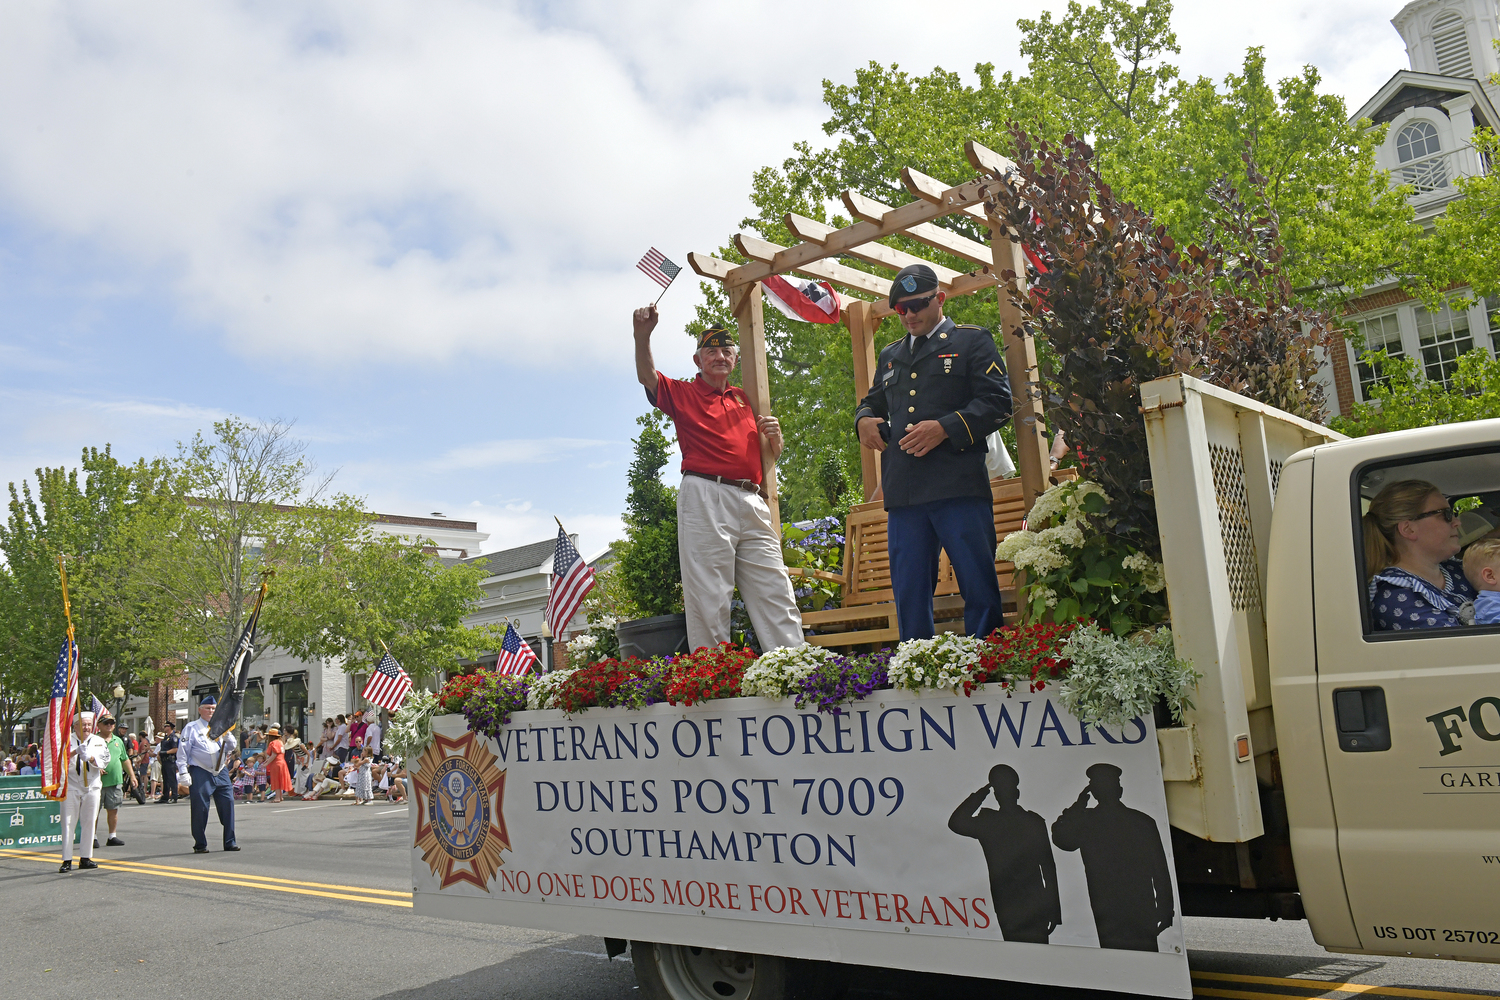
[1485,297,1500,340]
[1431,11,1474,77]
[1415,302,1474,386]
[1354,312,1406,399]
[1396,121,1448,191]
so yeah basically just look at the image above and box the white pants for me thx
[61,779,101,862]
[677,476,804,653]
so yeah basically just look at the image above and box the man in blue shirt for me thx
[176,696,239,854]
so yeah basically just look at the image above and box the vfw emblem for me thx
[412,730,510,890]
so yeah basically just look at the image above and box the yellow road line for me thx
[0,848,412,897]
[0,849,411,908]
[1193,972,1499,1000]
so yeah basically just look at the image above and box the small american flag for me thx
[545,525,596,640]
[42,638,78,799]
[90,693,106,718]
[362,651,413,713]
[495,622,539,676]
[636,248,682,290]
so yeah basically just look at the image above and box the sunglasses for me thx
[1410,506,1457,523]
[893,293,936,315]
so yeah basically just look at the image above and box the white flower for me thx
[567,634,599,657]
[526,669,577,711]
[740,645,835,700]
[889,633,984,693]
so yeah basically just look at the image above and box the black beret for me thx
[697,324,736,350]
[889,264,939,306]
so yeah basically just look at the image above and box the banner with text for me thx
[411,689,1190,998]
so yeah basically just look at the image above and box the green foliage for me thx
[1057,624,1199,726]
[997,480,1168,635]
[0,447,181,734]
[780,517,845,613]
[1406,130,1500,311]
[720,0,1411,513]
[615,412,683,617]
[1332,349,1500,437]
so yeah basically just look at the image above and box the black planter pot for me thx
[615,614,689,659]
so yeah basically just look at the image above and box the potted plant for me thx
[612,413,688,658]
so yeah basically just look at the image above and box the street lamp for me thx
[112,682,125,721]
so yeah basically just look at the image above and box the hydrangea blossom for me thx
[740,644,836,700]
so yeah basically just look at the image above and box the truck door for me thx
[1311,427,1500,962]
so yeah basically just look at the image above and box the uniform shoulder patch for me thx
[985,361,1004,374]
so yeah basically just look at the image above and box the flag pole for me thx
[652,271,678,307]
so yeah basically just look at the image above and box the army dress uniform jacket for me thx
[854,317,1012,509]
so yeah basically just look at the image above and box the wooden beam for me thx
[988,224,1050,512]
[729,282,780,530]
[844,299,881,501]
[688,252,734,280]
[964,139,1018,178]
[783,213,964,285]
[733,233,892,299]
[721,174,1005,289]
[902,167,988,222]
[841,190,994,267]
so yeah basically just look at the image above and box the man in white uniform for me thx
[176,695,239,854]
[59,711,110,873]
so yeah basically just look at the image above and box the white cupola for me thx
[1393,0,1500,89]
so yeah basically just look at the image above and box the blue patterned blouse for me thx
[1368,558,1477,632]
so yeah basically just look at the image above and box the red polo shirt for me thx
[648,372,762,484]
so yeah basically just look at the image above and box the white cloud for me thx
[429,437,616,472]
[0,2,1416,381]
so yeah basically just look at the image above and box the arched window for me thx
[1396,121,1448,191]
[1431,10,1474,76]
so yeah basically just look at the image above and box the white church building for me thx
[1324,0,1500,416]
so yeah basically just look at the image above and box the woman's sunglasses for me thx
[1410,507,1457,523]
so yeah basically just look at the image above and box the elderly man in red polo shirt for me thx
[633,304,804,653]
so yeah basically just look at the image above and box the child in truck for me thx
[1462,535,1500,625]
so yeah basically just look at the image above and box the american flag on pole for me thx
[361,651,413,713]
[90,693,106,719]
[42,638,78,799]
[636,248,682,289]
[545,524,596,640]
[494,622,539,676]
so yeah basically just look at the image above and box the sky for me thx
[0,1,1412,558]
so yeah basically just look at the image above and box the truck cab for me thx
[1269,417,1500,961]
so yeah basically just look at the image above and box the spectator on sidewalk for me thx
[332,715,351,763]
[365,715,383,756]
[265,727,292,804]
[96,716,135,847]
[349,711,368,756]
[316,718,335,758]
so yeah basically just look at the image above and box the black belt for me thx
[683,470,765,498]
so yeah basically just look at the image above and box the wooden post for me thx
[989,226,1050,512]
[729,281,781,531]
[845,299,881,500]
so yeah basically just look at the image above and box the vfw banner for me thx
[411,689,1191,998]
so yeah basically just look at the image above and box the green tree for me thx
[1331,349,1500,437]
[613,412,683,617]
[0,446,181,735]
[268,530,504,683]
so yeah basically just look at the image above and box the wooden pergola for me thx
[688,140,1051,527]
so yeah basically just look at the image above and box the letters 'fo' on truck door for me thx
[1309,421,1500,962]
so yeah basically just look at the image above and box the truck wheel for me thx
[631,941,786,1000]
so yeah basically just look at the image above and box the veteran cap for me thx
[697,324,736,350]
[889,263,939,306]
[1086,762,1122,784]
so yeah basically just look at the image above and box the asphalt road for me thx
[2,795,1495,1000]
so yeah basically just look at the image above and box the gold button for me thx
[908,406,915,413]
[910,373,917,379]
[940,332,948,339]
[909,389,916,396]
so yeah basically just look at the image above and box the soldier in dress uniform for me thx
[855,264,1013,640]
[59,711,111,873]
[176,695,239,854]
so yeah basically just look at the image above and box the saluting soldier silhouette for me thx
[948,764,1061,943]
[1051,762,1175,951]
